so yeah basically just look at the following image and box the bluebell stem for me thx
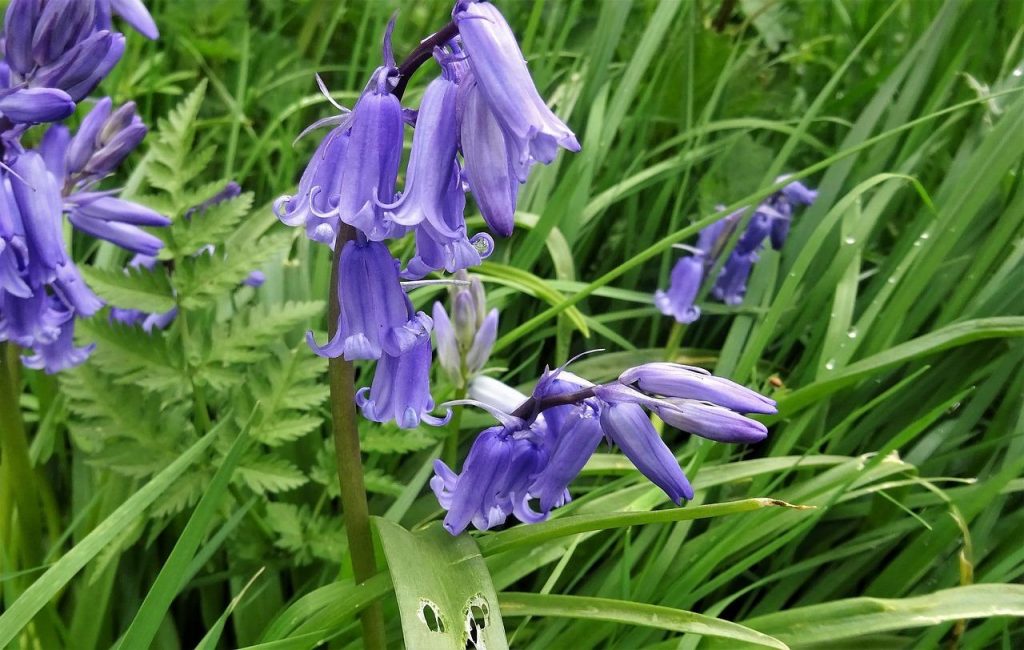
[433,354,776,534]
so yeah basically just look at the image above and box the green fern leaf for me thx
[252,415,323,447]
[171,192,254,256]
[237,457,308,494]
[80,265,175,313]
[175,231,291,309]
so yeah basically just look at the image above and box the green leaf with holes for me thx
[375,518,509,650]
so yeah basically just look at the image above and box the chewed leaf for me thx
[375,518,509,650]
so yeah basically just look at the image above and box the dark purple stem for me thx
[392,21,459,100]
[511,386,599,420]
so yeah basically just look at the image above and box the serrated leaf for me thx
[172,192,255,256]
[237,457,308,494]
[252,415,322,446]
[174,231,291,309]
[363,469,405,497]
[80,265,175,313]
[362,426,438,455]
[208,301,325,365]
[76,318,185,391]
[146,81,209,202]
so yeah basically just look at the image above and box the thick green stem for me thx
[0,343,43,572]
[328,225,386,650]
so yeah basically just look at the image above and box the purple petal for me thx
[110,0,159,39]
[599,401,694,504]
[460,81,518,237]
[655,256,702,324]
[0,88,75,124]
[619,362,777,414]
[454,0,579,175]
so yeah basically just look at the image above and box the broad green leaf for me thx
[376,519,509,650]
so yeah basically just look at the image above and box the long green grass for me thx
[2,0,1023,647]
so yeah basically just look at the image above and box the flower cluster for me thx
[276,1,578,428]
[0,0,164,373]
[432,360,776,534]
[656,178,817,323]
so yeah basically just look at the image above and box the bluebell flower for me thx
[101,0,160,40]
[0,87,75,123]
[619,362,777,414]
[19,302,94,374]
[655,255,702,324]
[712,250,756,306]
[657,178,817,321]
[458,80,519,237]
[327,30,404,241]
[596,383,768,444]
[453,0,580,180]
[0,1,159,372]
[9,152,68,284]
[356,319,450,429]
[274,125,349,246]
[599,400,694,503]
[308,239,429,361]
[65,98,147,181]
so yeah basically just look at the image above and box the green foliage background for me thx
[1,0,1023,648]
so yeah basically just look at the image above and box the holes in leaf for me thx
[464,594,489,648]
[418,599,445,633]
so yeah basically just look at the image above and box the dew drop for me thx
[824,359,836,371]
[1014,68,1023,78]
[843,236,856,245]
[920,231,930,240]
[913,240,922,247]
[846,327,858,338]
[887,277,896,284]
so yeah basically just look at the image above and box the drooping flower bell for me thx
[308,239,431,361]
[655,255,702,324]
[453,0,580,178]
[357,319,451,429]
